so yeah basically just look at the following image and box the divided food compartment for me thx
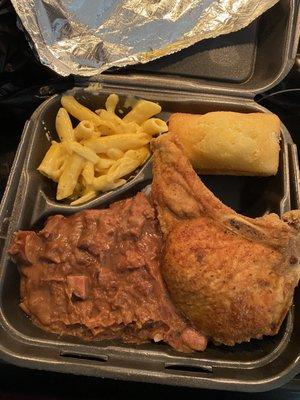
[0,88,298,391]
[0,0,300,393]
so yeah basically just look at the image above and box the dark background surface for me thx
[0,0,300,398]
[1,362,300,400]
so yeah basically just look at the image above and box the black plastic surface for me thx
[102,0,299,97]
[129,21,258,84]
[0,87,299,392]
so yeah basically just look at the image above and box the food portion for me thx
[9,99,297,352]
[38,101,282,206]
[9,193,206,352]
[38,94,167,205]
[168,112,281,176]
[151,133,300,345]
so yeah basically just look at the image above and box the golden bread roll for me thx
[168,112,281,176]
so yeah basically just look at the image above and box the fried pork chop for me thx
[151,134,300,346]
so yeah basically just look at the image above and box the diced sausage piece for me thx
[67,275,89,300]
[181,328,207,351]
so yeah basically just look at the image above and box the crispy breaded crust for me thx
[152,134,300,345]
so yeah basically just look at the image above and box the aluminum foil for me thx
[11,0,279,77]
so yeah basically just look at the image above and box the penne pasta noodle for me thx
[107,158,138,181]
[61,95,103,126]
[81,161,95,186]
[125,146,150,161]
[123,100,161,124]
[68,141,101,164]
[108,147,150,181]
[56,108,74,142]
[95,157,116,172]
[38,141,65,182]
[141,118,168,136]
[57,157,70,176]
[122,122,140,134]
[83,133,150,154]
[91,175,126,192]
[96,109,123,126]
[95,119,123,135]
[57,154,84,200]
[94,167,109,176]
[74,120,97,141]
[106,148,124,160]
[105,94,119,113]
[70,190,97,206]
[94,108,105,116]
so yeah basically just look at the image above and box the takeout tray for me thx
[0,0,300,393]
[0,88,299,392]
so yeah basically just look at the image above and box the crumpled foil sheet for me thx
[11,0,279,77]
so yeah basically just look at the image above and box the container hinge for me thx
[73,75,255,102]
